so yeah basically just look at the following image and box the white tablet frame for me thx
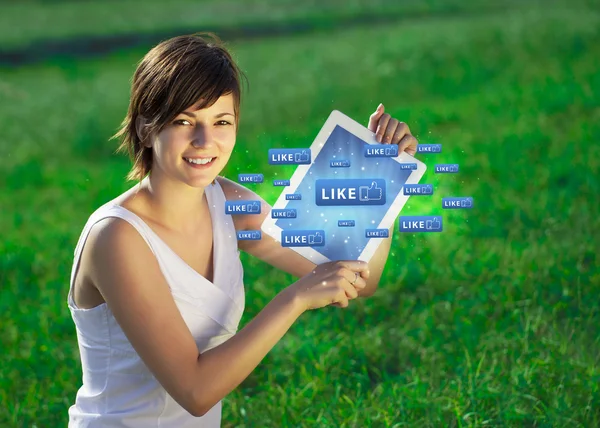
[260,109,426,264]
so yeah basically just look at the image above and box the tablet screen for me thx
[268,122,418,262]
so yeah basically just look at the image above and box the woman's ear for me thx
[135,115,151,147]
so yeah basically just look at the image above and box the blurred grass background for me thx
[1,0,599,426]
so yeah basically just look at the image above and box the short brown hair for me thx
[112,32,248,183]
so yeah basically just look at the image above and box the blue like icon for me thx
[384,146,398,156]
[294,150,310,163]
[247,201,260,212]
[359,181,383,201]
[426,218,441,230]
[308,232,324,245]
[399,216,443,232]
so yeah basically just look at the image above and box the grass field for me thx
[3,0,591,50]
[1,1,599,426]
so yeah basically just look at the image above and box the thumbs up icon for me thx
[432,218,441,229]
[461,198,473,208]
[367,181,382,200]
[308,232,323,245]
[359,181,383,201]
[384,146,398,156]
[294,150,310,163]
[248,201,260,213]
[424,184,433,195]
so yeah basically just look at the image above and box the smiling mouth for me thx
[183,157,216,165]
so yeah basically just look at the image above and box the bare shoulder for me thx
[79,216,150,303]
[85,216,142,267]
[84,185,152,264]
[216,176,272,232]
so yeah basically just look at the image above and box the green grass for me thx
[1,2,600,427]
[1,0,596,50]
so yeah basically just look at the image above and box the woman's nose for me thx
[191,126,214,148]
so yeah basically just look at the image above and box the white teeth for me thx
[185,157,213,165]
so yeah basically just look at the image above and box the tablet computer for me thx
[260,109,426,264]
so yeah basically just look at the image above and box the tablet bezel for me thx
[260,109,426,264]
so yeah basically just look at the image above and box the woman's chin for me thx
[184,177,217,188]
[182,169,220,187]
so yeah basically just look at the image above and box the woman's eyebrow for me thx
[180,111,235,118]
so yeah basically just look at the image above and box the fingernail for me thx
[378,103,383,110]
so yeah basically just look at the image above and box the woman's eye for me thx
[173,119,232,127]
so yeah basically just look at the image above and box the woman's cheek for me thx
[217,132,236,153]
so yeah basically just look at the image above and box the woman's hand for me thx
[286,260,370,311]
[368,103,418,156]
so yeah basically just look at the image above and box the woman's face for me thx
[149,93,237,188]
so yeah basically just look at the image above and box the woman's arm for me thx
[85,217,306,417]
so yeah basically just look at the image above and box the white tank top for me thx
[67,180,245,427]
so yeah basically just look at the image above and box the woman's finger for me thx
[335,289,350,308]
[344,285,358,300]
[375,113,391,143]
[335,260,370,280]
[398,133,418,156]
[381,118,399,144]
[391,121,409,146]
[337,266,367,290]
[349,273,367,290]
[368,103,385,133]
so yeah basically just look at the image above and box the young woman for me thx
[67,32,418,427]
